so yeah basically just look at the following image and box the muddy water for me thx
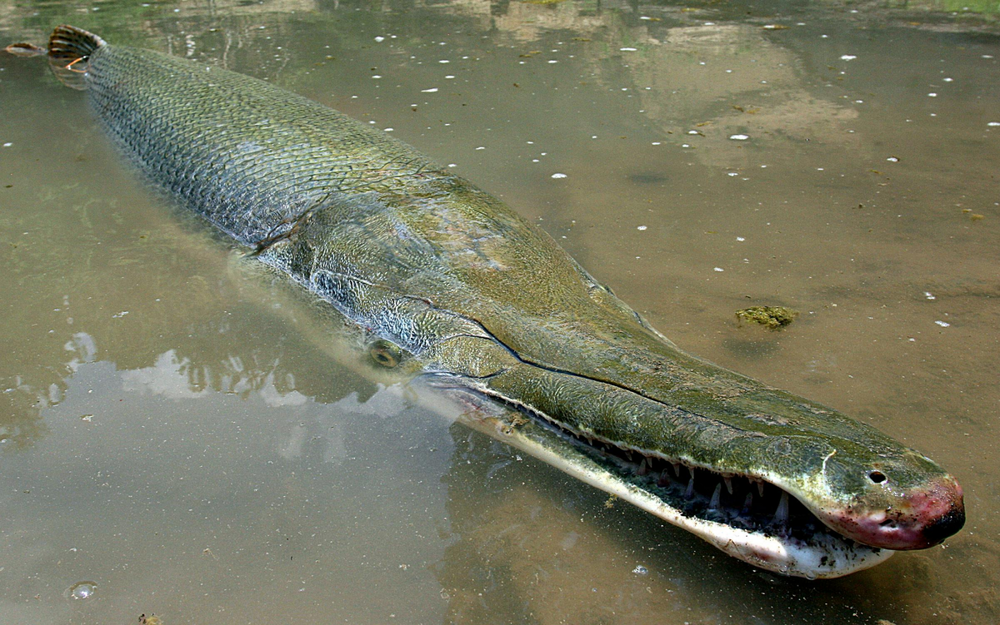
[1,1,997,623]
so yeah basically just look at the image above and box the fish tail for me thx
[47,25,106,90]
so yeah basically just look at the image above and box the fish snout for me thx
[820,475,965,550]
[907,476,965,548]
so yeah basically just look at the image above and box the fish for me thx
[9,24,965,579]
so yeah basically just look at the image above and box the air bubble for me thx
[67,581,97,600]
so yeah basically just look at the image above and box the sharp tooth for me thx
[672,463,682,477]
[757,480,765,498]
[657,469,670,487]
[709,483,722,509]
[723,476,733,495]
[638,458,648,476]
[685,475,695,499]
[774,491,789,524]
[743,492,753,513]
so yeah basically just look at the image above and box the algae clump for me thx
[735,306,799,330]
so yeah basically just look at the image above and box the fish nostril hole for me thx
[868,470,887,484]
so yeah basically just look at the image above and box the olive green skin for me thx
[77,38,961,550]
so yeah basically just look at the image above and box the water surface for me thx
[1,1,997,623]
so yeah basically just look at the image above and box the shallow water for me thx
[1,1,998,623]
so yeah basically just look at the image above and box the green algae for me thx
[735,306,799,330]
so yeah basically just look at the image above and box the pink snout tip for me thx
[821,476,965,550]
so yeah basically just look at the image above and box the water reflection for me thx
[1,1,997,624]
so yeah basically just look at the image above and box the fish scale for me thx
[87,44,432,246]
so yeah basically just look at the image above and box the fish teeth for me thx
[723,476,733,495]
[672,462,682,477]
[757,480,765,498]
[657,469,670,487]
[774,491,789,524]
[709,483,722,509]
[685,475,695,499]
[637,458,649,476]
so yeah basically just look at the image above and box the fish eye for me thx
[369,340,401,368]
[868,470,888,484]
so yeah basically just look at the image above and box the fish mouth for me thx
[432,380,897,580]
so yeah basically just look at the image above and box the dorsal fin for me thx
[47,25,106,90]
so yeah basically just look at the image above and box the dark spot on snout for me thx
[921,502,966,546]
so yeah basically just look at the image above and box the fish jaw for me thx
[442,388,896,580]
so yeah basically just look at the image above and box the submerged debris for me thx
[735,306,799,330]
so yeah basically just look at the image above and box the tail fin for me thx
[47,25,106,90]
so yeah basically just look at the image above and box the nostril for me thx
[868,470,887,484]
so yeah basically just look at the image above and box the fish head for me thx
[784,441,965,551]
[416,321,965,578]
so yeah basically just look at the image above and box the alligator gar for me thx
[17,25,964,579]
